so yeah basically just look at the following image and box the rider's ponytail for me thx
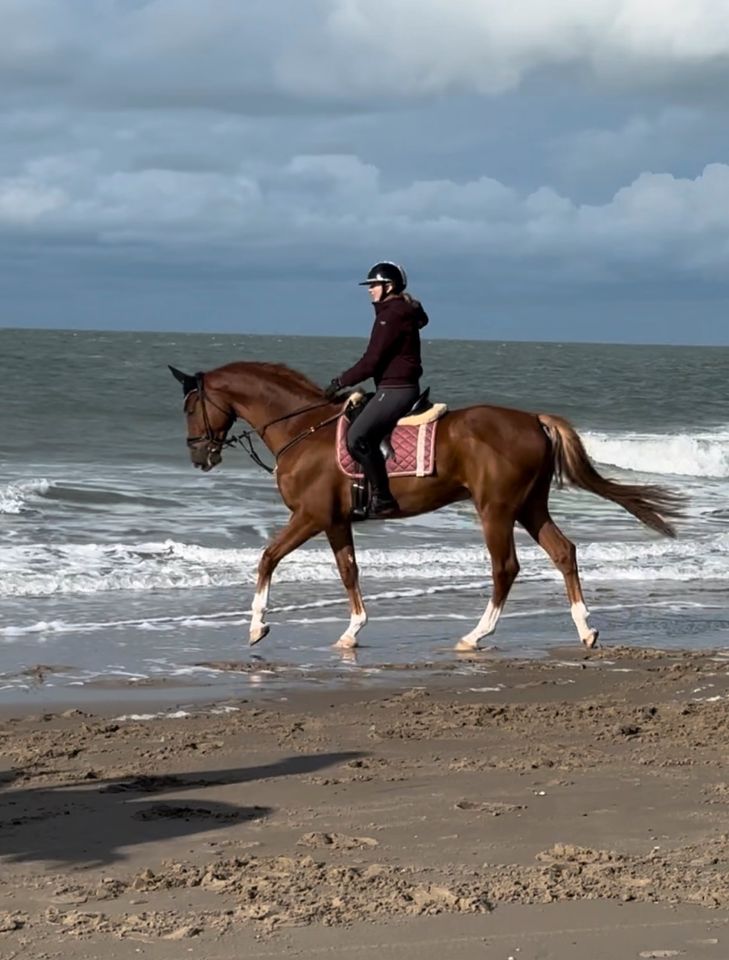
[401,292,429,328]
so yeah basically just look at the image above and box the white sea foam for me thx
[2,531,729,601]
[584,428,729,478]
[113,710,191,722]
[0,478,52,514]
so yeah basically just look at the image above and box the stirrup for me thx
[350,478,369,521]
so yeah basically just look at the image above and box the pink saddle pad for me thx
[336,416,438,478]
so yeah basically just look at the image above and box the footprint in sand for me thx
[454,800,525,815]
[297,832,379,850]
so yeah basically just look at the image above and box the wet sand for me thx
[1,646,729,959]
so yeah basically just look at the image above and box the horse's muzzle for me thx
[189,444,222,472]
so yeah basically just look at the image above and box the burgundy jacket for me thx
[338,296,429,389]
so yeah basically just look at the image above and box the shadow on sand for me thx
[0,751,364,866]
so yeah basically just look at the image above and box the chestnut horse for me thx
[169,361,683,652]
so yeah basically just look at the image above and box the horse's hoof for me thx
[455,637,479,653]
[249,624,270,646]
[582,628,599,649]
[335,633,358,649]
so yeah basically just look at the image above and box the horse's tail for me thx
[537,413,685,538]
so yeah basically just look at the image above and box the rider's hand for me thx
[324,378,342,400]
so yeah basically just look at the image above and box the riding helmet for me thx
[358,261,407,293]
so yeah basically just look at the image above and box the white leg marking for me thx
[249,584,271,645]
[336,608,368,649]
[571,601,599,647]
[455,601,503,651]
[332,548,367,649]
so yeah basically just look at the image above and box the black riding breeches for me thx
[346,386,419,493]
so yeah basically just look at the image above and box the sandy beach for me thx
[1,646,729,959]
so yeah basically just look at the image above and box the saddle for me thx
[382,388,446,459]
[345,387,447,457]
[337,388,448,519]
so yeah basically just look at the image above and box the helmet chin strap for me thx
[373,283,392,303]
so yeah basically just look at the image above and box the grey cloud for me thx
[2,147,729,281]
[549,106,729,199]
[2,1,729,114]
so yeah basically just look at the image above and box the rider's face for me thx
[367,283,388,302]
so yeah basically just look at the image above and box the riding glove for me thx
[324,378,342,400]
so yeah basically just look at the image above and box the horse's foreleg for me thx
[249,513,320,645]
[326,523,367,648]
[456,506,519,651]
[519,500,598,648]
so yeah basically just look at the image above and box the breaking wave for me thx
[584,429,729,479]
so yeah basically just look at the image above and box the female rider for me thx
[324,261,429,519]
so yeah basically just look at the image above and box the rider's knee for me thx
[348,434,372,459]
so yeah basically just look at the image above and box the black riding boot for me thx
[352,442,399,519]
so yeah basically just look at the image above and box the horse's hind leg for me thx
[249,513,320,645]
[327,523,367,649]
[456,506,519,652]
[519,497,599,648]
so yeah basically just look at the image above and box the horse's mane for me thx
[216,361,324,401]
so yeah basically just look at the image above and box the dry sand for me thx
[2,646,729,959]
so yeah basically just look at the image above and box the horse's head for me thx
[169,366,236,472]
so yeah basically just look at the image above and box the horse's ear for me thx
[168,365,198,395]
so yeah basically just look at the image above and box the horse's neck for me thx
[221,369,322,446]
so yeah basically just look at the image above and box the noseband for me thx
[185,373,232,452]
[185,373,341,474]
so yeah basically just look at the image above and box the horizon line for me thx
[2,323,728,350]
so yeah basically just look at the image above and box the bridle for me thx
[185,372,342,475]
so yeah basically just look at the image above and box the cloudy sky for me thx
[2,0,729,343]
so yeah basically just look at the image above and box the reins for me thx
[187,373,342,475]
[227,408,341,475]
